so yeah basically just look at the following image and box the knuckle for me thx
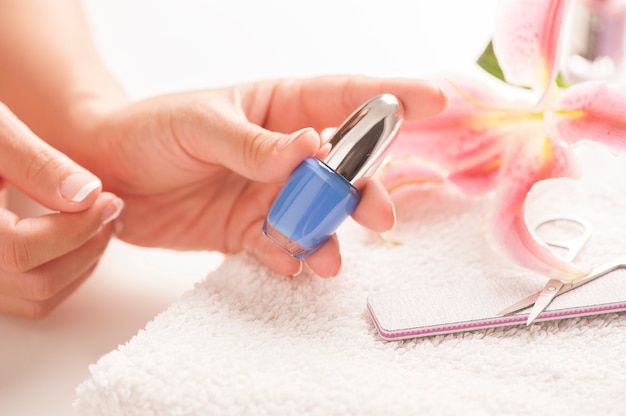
[0,104,61,181]
[24,148,59,184]
[242,130,267,171]
[0,236,34,273]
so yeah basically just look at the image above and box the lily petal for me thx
[390,77,538,193]
[484,135,588,280]
[547,81,626,150]
[447,161,502,195]
[492,0,570,96]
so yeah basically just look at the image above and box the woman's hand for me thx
[76,76,447,277]
[0,103,123,319]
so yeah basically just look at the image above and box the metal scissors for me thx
[498,215,626,325]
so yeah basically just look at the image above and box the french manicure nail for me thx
[320,127,336,143]
[441,87,451,109]
[101,198,124,225]
[390,203,397,232]
[289,260,304,278]
[60,172,101,202]
[275,127,316,152]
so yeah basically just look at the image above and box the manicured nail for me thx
[60,172,101,202]
[441,87,451,110]
[320,127,336,143]
[275,127,316,152]
[290,260,304,278]
[389,203,397,232]
[330,261,342,278]
[101,198,124,225]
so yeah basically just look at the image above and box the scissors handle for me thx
[533,215,593,262]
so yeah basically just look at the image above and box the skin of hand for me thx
[64,76,448,277]
[0,1,447,278]
[0,103,123,319]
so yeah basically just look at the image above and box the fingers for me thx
[0,263,98,320]
[0,103,102,212]
[251,179,391,278]
[179,76,447,184]
[243,218,303,276]
[244,218,342,278]
[238,126,322,183]
[256,75,449,132]
[0,103,123,319]
[164,90,324,183]
[212,121,323,183]
[302,179,392,277]
[304,235,342,278]
[0,192,123,271]
[167,75,446,185]
[304,75,449,123]
[0,193,122,319]
[216,75,447,182]
[351,177,396,233]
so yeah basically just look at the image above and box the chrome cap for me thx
[323,94,403,183]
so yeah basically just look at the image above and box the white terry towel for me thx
[74,141,626,415]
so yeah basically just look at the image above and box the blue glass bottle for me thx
[263,94,403,259]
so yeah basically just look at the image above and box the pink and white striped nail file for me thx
[367,267,626,340]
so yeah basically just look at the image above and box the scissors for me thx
[498,215,626,325]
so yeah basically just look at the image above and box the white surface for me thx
[0,1,497,415]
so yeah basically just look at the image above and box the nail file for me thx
[366,268,626,341]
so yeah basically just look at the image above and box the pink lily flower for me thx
[382,0,626,281]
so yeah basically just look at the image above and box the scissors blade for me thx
[497,292,540,316]
[526,279,565,325]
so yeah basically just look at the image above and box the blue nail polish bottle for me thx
[263,94,403,259]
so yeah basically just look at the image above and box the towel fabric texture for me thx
[74,142,626,415]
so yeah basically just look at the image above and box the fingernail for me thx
[101,198,124,225]
[389,203,397,232]
[290,260,304,278]
[275,127,316,152]
[60,172,101,202]
[441,87,451,110]
[320,127,336,143]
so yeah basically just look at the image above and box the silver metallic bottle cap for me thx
[322,94,403,184]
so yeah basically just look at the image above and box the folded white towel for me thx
[74,141,626,415]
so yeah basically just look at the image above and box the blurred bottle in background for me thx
[563,0,626,83]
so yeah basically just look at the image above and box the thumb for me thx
[0,103,101,212]
[215,122,323,183]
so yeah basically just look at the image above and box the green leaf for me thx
[477,39,570,89]
[555,72,569,88]
[476,40,506,83]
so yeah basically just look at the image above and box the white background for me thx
[0,1,497,414]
